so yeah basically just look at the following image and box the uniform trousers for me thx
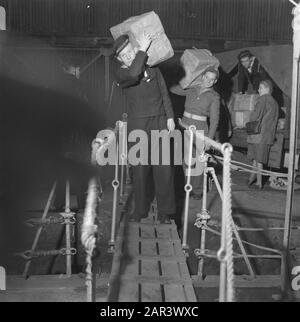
[128,114,176,220]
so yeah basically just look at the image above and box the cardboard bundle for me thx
[232,93,258,111]
[110,11,174,66]
[179,49,220,89]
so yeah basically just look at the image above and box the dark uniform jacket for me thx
[115,51,174,120]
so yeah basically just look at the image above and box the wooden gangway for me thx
[107,207,197,302]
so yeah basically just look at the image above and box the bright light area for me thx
[0,6,6,30]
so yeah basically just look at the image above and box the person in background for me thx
[112,32,176,224]
[170,67,220,199]
[236,50,267,94]
[247,79,279,189]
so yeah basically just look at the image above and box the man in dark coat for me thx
[236,50,267,94]
[112,33,176,223]
[247,79,279,189]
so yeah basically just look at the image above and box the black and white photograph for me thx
[0,0,300,305]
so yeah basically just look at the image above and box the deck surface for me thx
[107,211,197,302]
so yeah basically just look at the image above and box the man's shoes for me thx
[247,177,257,187]
[249,184,263,190]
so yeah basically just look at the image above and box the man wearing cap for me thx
[170,67,220,199]
[236,50,267,94]
[112,33,176,224]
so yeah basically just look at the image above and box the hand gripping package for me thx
[179,49,220,89]
[110,11,174,66]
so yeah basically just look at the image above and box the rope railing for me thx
[178,118,223,152]
[213,155,289,178]
[178,118,288,302]
[179,119,235,302]
[81,177,99,302]
[84,118,129,301]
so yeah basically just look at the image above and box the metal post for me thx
[23,181,57,278]
[197,159,208,278]
[109,124,120,251]
[65,180,72,277]
[119,113,128,204]
[104,55,110,103]
[182,127,195,251]
[282,4,300,293]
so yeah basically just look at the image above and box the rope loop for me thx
[221,142,233,155]
[184,183,192,192]
[217,248,227,262]
[112,179,120,189]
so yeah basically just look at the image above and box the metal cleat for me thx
[107,242,115,254]
[195,209,211,228]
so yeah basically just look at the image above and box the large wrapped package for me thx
[232,93,258,111]
[179,49,220,89]
[110,11,173,66]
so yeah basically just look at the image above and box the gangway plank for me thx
[107,214,197,302]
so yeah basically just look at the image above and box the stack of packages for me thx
[179,49,220,88]
[230,93,258,128]
[110,11,174,66]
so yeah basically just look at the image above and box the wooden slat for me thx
[140,225,156,239]
[108,208,197,302]
[141,240,158,256]
[120,258,140,277]
[183,284,198,302]
[157,241,175,256]
[118,281,139,302]
[164,284,187,302]
[113,254,187,262]
[113,275,193,285]
[116,236,181,243]
[178,261,192,278]
[156,224,177,239]
[122,239,140,256]
[161,260,181,278]
[141,283,163,302]
[141,259,160,278]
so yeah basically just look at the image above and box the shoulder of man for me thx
[266,93,279,107]
[205,89,220,99]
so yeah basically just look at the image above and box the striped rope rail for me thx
[81,177,99,302]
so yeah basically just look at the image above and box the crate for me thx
[233,93,259,111]
[179,49,220,89]
[110,11,174,66]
